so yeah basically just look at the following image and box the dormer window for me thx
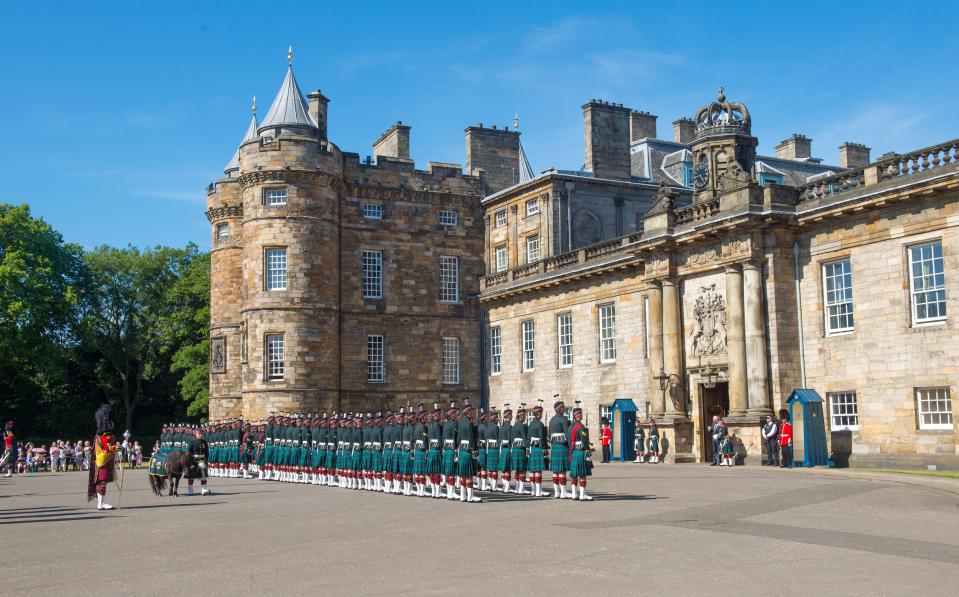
[758,172,784,187]
[264,188,287,206]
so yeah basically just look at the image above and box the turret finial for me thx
[717,85,725,102]
[288,45,293,66]
[252,95,257,115]
[513,113,520,130]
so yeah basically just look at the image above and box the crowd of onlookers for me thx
[10,437,143,474]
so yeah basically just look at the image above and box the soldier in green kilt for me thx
[391,410,407,493]
[426,404,444,498]
[484,409,500,491]
[336,416,349,488]
[310,417,324,484]
[648,419,660,464]
[633,420,646,463]
[568,404,594,500]
[455,401,482,502]
[510,406,529,494]
[496,407,513,492]
[361,413,373,490]
[382,412,396,493]
[441,403,459,499]
[548,400,572,498]
[350,414,364,490]
[261,416,274,480]
[370,413,384,491]
[400,411,415,496]
[526,404,548,496]
[412,406,429,497]
[476,410,488,490]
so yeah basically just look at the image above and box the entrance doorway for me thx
[699,382,729,463]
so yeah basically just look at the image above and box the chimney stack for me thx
[776,134,812,161]
[465,124,521,195]
[308,90,330,141]
[373,121,411,161]
[629,110,657,142]
[583,100,632,180]
[673,117,696,145]
[839,142,871,168]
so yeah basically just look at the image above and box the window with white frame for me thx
[526,235,541,263]
[909,241,946,324]
[265,248,287,291]
[362,250,383,299]
[600,404,612,425]
[525,198,540,217]
[557,312,573,368]
[439,256,459,303]
[828,391,859,430]
[522,320,535,371]
[495,245,508,273]
[495,210,507,227]
[439,210,458,226]
[264,188,287,206]
[442,337,460,384]
[363,203,383,219]
[266,334,284,380]
[367,335,385,383]
[823,259,854,334]
[599,303,617,362]
[916,387,953,430]
[216,223,230,239]
[489,327,501,375]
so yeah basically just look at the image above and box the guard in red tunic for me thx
[779,415,793,468]
[2,420,16,477]
[87,404,119,510]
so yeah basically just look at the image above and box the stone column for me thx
[725,264,748,418]
[647,281,664,417]
[541,194,551,259]
[509,205,519,268]
[744,261,772,415]
[662,278,686,417]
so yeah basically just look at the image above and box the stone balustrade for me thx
[675,198,720,224]
[800,139,959,203]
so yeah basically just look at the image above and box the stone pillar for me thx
[662,278,686,417]
[647,282,664,417]
[484,214,492,274]
[725,264,748,418]
[744,261,772,415]
[509,205,519,268]
[541,194,551,260]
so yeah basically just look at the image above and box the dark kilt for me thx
[325,449,336,469]
[441,449,457,477]
[351,450,363,472]
[336,448,348,469]
[527,447,545,472]
[372,450,384,471]
[391,450,405,474]
[477,448,487,470]
[549,445,569,473]
[497,448,511,472]
[399,450,413,475]
[361,448,372,470]
[382,448,393,472]
[455,449,475,477]
[412,449,428,475]
[486,448,499,471]
[569,449,591,478]
[510,447,527,472]
[426,448,442,474]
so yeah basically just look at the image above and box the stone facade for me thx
[480,90,959,470]
[205,64,517,421]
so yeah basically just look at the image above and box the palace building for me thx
[480,93,959,470]
[205,60,526,421]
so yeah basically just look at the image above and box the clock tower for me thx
[690,88,757,203]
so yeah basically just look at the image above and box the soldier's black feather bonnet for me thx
[95,403,115,435]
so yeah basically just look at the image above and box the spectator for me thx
[715,421,730,465]
[58,441,68,472]
[600,422,612,463]
[83,441,92,470]
[709,416,721,466]
[762,415,779,466]
[74,441,84,471]
[133,442,143,468]
[48,442,59,472]
[779,415,793,468]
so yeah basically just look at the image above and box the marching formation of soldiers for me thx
[158,399,595,503]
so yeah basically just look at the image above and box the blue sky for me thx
[2,1,955,250]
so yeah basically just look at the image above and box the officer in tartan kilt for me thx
[370,412,384,491]
[412,406,429,497]
[476,410,488,490]
[509,405,529,494]
[311,416,325,485]
[440,402,459,499]
[325,415,338,487]
[526,403,549,496]
[425,403,444,498]
[484,409,500,491]
[382,412,396,493]
[351,414,364,490]
[568,403,594,500]
[548,399,572,499]
[361,413,374,490]
[455,400,482,502]
[391,409,407,493]
[399,410,415,496]
[496,406,513,492]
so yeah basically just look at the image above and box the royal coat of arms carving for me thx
[690,283,727,356]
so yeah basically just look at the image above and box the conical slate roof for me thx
[224,113,259,174]
[258,66,316,134]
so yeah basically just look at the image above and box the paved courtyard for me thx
[3,464,959,596]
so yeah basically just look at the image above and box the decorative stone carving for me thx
[211,336,227,373]
[690,283,727,356]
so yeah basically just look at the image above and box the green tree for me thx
[162,252,210,417]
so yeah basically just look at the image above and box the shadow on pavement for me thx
[122,501,227,510]
[0,514,122,525]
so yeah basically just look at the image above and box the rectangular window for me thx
[490,327,502,375]
[823,259,854,334]
[557,313,573,368]
[525,199,540,217]
[599,303,617,362]
[265,248,287,291]
[828,391,859,430]
[216,223,230,239]
[439,256,459,303]
[909,241,946,324]
[916,388,953,430]
[600,404,612,425]
[526,235,541,264]
[362,250,383,299]
[363,203,383,219]
[495,210,507,227]
[442,337,460,384]
[266,334,284,380]
[367,335,385,383]
[522,320,535,372]
[439,210,458,226]
[264,188,287,206]
[494,245,508,273]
